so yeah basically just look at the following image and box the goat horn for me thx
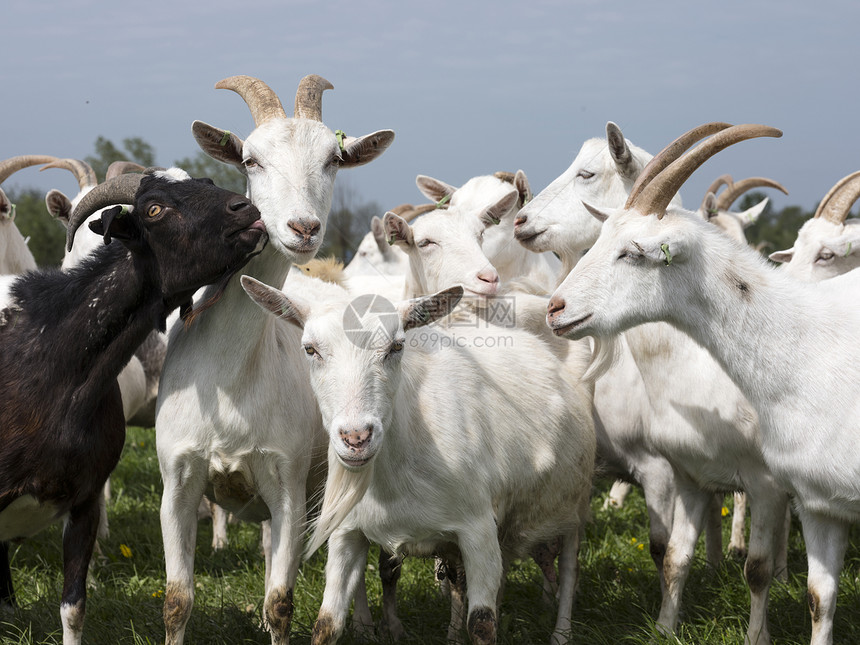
[106,161,146,181]
[215,75,287,126]
[493,171,516,184]
[400,203,438,222]
[706,174,734,197]
[716,177,788,211]
[630,124,783,219]
[294,74,334,121]
[626,123,733,208]
[813,171,860,224]
[67,172,145,251]
[40,158,98,191]
[0,155,60,185]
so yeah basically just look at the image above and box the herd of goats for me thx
[0,73,857,645]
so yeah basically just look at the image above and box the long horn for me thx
[215,75,287,126]
[67,173,144,251]
[715,177,788,211]
[40,158,98,190]
[626,122,733,208]
[0,155,60,185]
[706,174,734,197]
[813,171,860,224]
[630,124,783,219]
[106,161,146,180]
[400,203,438,222]
[294,74,334,121]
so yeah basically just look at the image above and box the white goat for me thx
[0,155,58,275]
[547,122,860,645]
[241,274,596,645]
[770,170,860,279]
[520,122,791,645]
[155,74,393,645]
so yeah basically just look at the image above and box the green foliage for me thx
[172,154,246,195]
[3,188,65,267]
[85,137,156,183]
[3,430,859,644]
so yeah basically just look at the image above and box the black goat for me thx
[0,167,266,644]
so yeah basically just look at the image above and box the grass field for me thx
[1,426,859,644]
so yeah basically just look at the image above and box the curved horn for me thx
[106,161,146,180]
[630,124,783,219]
[67,173,144,251]
[715,177,788,211]
[706,174,734,197]
[493,171,516,184]
[40,158,98,190]
[813,171,860,224]
[215,75,287,126]
[0,155,59,185]
[294,74,334,121]
[626,122,733,208]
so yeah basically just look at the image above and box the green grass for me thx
[2,426,859,644]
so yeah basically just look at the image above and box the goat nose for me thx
[514,214,527,227]
[289,218,321,239]
[227,195,253,212]
[339,424,373,451]
[547,295,566,317]
[477,269,499,285]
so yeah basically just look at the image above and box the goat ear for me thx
[399,286,464,331]
[370,216,387,252]
[480,190,519,228]
[192,120,246,171]
[606,121,638,179]
[582,201,610,223]
[416,175,456,205]
[768,248,794,264]
[0,189,11,220]
[340,130,395,168]
[45,189,73,227]
[240,275,308,328]
[383,212,413,248]
[88,205,142,247]
[736,198,768,228]
[514,170,532,206]
[700,193,719,220]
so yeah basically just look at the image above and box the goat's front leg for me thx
[655,477,711,637]
[160,455,207,645]
[60,498,101,645]
[458,516,504,645]
[799,509,849,645]
[313,529,370,645]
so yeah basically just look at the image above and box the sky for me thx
[4,0,859,219]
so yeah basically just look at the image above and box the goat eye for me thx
[304,345,318,357]
[576,170,595,180]
[147,204,163,218]
[816,250,835,263]
[391,340,404,353]
[243,158,259,169]
[417,239,436,249]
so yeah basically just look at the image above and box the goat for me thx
[769,170,860,279]
[154,74,394,645]
[241,274,596,645]
[0,167,265,645]
[546,122,860,645]
[521,122,790,644]
[0,155,59,275]
[699,174,787,244]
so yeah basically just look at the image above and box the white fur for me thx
[529,124,789,645]
[551,199,860,645]
[155,76,393,645]
[0,190,37,275]
[243,275,595,645]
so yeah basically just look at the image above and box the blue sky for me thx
[4,1,858,215]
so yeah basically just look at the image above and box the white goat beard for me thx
[582,335,620,383]
[305,443,374,558]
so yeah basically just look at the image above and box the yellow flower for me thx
[152,589,164,598]
[637,543,645,551]
[721,506,730,517]
[629,537,638,545]
[120,544,132,558]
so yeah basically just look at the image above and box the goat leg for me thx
[60,498,100,645]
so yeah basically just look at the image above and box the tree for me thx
[172,153,245,195]
[317,178,381,264]
[85,136,156,182]
[741,191,813,256]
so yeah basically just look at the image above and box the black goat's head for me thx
[71,168,267,309]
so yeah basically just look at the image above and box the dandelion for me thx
[629,537,638,545]
[637,543,645,551]
[721,506,730,517]
[152,589,164,598]
[120,544,132,558]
